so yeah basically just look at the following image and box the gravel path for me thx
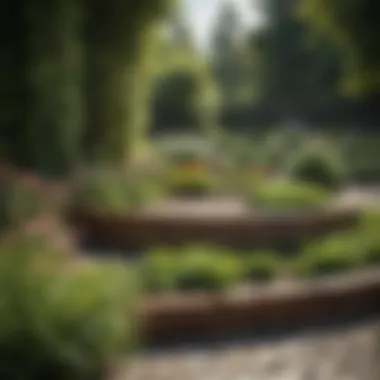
[337,186,380,208]
[119,321,380,380]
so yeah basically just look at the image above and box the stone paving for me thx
[119,322,380,380]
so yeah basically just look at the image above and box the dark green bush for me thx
[244,252,281,282]
[353,210,380,265]
[139,247,180,293]
[175,247,242,292]
[0,234,137,380]
[141,246,242,293]
[363,243,380,265]
[296,234,361,277]
[288,148,347,190]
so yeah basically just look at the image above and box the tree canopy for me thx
[300,0,380,95]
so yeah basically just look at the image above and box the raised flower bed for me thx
[139,267,380,344]
[73,204,360,251]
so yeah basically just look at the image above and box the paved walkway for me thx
[337,186,380,208]
[119,321,379,380]
[108,187,380,380]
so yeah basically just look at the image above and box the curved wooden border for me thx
[73,207,360,250]
[139,268,380,344]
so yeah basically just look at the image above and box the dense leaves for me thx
[210,2,252,106]
[1,0,177,175]
[0,234,137,380]
[250,0,342,110]
[300,0,380,94]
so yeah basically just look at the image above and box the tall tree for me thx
[249,0,342,111]
[300,0,380,95]
[1,0,176,175]
[210,1,251,106]
[83,0,177,166]
[151,8,220,136]
[1,0,83,177]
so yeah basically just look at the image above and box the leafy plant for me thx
[363,241,380,265]
[288,147,347,190]
[244,251,281,282]
[296,234,361,277]
[175,246,242,292]
[140,246,243,293]
[0,234,137,380]
[250,180,329,210]
[139,247,180,293]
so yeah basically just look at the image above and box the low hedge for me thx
[249,180,330,211]
[356,210,380,265]
[294,210,380,277]
[140,246,243,293]
[244,251,282,282]
[295,233,362,277]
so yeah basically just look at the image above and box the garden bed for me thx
[73,202,360,251]
[138,267,380,344]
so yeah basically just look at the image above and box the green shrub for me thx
[166,167,214,196]
[0,235,137,380]
[357,232,380,266]
[363,242,380,265]
[139,248,180,293]
[358,209,380,232]
[296,234,361,277]
[175,246,242,292]
[73,170,161,212]
[244,252,281,282]
[141,246,243,293]
[250,180,329,210]
[288,148,347,190]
